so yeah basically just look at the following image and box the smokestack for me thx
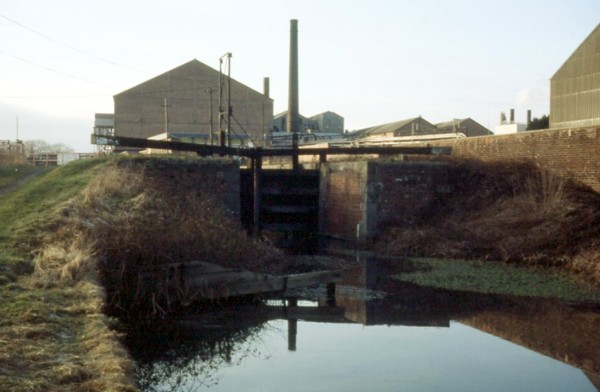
[500,112,506,125]
[287,19,299,134]
[527,109,532,124]
[263,77,270,98]
[510,108,515,123]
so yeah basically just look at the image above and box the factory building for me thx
[273,110,344,134]
[435,118,492,137]
[113,59,273,148]
[308,111,345,134]
[351,116,441,139]
[550,23,600,129]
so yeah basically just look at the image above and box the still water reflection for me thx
[127,258,600,391]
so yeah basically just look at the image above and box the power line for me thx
[0,49,112,88]
[0,13,152,75]
[0,94,110,99]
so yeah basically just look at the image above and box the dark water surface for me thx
[127,257,600,391]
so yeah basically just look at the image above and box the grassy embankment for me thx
[0,158,138,391]
[378,158,600,298]
[0,156,282,391]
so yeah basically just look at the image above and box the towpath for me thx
[0,167,49,198]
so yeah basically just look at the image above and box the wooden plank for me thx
[139,261,342,300]
[285,270,343,289]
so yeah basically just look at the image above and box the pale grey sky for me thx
[0,0,598,151]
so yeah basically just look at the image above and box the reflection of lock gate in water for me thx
[131,256,600,390]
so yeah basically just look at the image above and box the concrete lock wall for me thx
[319,161,451,243]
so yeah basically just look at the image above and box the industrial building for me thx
[113,59,273,148]
[273,111,311,133]
[309,111,345,134]
[350,116,441,139]
[273,110,344,134]
[494,109,528,135]
[435,118,492,137]
[550,23,600,129]
[348,116,492,145]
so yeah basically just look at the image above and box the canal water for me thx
[126,257,600,391]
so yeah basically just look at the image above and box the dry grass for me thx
[377,158,600,286]
[0,279,136,391]
[34,157,283,316]
[1,156,284,390]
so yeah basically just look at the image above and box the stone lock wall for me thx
[319,161,450,243]
[119,157,241,219]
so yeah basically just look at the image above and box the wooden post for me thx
[292,132,299,170]
[287,298,298,351]
[252,153,262,236]
[319,152,327,164]
[326,282,336,307]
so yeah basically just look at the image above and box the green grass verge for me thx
[393,258,600,303]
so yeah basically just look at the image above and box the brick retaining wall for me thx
[419,127,600,192]
[319,161,450,243]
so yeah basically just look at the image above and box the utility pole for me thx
[205,88,214,145]
[219,53,232,149]
[162,98,172,138]
[16,116,19,141]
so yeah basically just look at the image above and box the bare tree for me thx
[24,140,75,153]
